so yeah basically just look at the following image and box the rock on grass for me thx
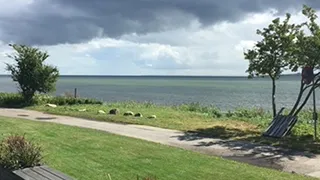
[134,113,143,117]
[109,108,120,115]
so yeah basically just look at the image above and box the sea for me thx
[0,75,318,111]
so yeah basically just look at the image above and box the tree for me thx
[288,5,320,116]
[244,13,301,117]
[6,44,59,103]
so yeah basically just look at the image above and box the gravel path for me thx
[0,108,320,178]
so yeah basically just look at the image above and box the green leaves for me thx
[243,5,316,117]
[244,5,320,117]
[244,13,299,80]
[293,5,320,70]
[244,5,320,78]
[6,44,59,102]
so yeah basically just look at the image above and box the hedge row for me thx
[0,93,103,107]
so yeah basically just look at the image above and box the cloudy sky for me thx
[0,0,319,76]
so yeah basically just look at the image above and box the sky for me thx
[0,0,319,76]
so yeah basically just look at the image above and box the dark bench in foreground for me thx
[0,165,74,180]
[263,107,298,138]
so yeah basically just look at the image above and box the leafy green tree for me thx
[244,13,301,117]
[288,5,320,116]
[6,44,59,103]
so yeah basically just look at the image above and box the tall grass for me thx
[175,102,223,118]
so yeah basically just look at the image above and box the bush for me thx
[0,93,103,107]
[33,94,53,104]
[0,93,26,108]
[0,135,43,170]
[47,96,103,105]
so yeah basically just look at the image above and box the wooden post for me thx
[74,88,77,98]
[313,80,317,141]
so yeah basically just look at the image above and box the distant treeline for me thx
[0,73,301,78]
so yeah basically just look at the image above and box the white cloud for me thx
[0,0,35,17]
[0,8,316,75]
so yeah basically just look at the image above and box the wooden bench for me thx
[0,165,74,180]
[263,107,298,138]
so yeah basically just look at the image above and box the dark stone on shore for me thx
[109,108,120,115]
[124,111,134,116]
[134,113,143,117]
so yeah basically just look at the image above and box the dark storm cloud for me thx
[1,0,320,45]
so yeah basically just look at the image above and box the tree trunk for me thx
[289,80,304,116]
[293,74,320,116]
[271,78,277,118]
[22,90,35,105]
[294,84,319,116]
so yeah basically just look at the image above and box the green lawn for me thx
[29,103,320,153]
[29,103,263,132]
[0,116,315,180]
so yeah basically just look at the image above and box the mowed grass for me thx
[29,103,262,132]
[0,116,315,180]
[29,102,320,153]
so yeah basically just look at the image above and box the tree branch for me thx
[302,75,320,91]
[294,83,320,116]
[289,79,305,116]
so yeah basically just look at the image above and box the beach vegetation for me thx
[0,92,103,108]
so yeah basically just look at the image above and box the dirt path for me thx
[0,108,320,178]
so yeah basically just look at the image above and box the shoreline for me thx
[1,92,320,116]
[1,91,319,113]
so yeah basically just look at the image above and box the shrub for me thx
[33,93,53,102]
[46,96,103,105]
[0,93,25,108]
[0,135,43,170]
[48,96,67,105]
[0,93,103,107]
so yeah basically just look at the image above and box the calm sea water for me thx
[0,75,319,111]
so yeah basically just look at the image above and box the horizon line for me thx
[0,73,300,77]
